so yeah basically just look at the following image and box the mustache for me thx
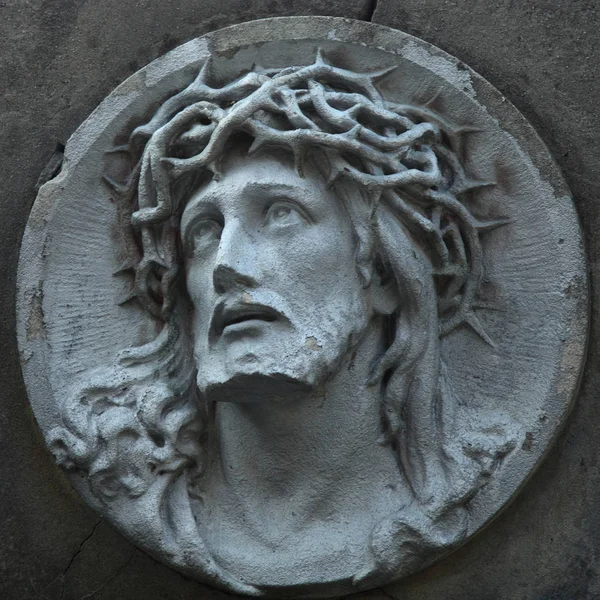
[209,292,291,339]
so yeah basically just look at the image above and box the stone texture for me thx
[1,1,600,599]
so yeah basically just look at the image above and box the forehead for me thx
[182,149,330,219]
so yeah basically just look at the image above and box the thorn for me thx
[206,156,223,181]
[117,290,138,306]
[438,295,461,312]
[454,179,496,194]
[160,156,193,179]
[423,90,442,108]
[160,157,177,168]
[325,163,344,188]
[473,300,505,311]
[263,96,284,112]
[475,217,511,232]
[105,144,131,155]
[453,125,486,136]
[368,64,399,84]
[465,312,496,348]
[248,136,268,156]
[102,175,128,194]
[113,260,138,276]
[314,47,326,65]
[345,104,361,119]
[130,125,153,144]
[344,124,362,141]
[195,57,212,85]
[151,256,169,269]
[249,62,272,78]
[293,146,308,178]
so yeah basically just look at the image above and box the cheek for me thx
[269,222,360,296]
[185,261,215,313]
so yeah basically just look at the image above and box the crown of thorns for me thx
[105,50,506,345]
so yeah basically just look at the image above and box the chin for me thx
[196,314,369,403]
[197,342,339,403]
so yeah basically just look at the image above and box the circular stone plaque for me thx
[17,16,589,598]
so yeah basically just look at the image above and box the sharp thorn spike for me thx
[160,157,178,168]
[248,136,268,155]
[454,125,486,136]
[454,179,496,194]
[213,156,224,181]
[113,260,138,276]
[102,175,127,194]
[105,144,131,155]
[195,57,212,85]
[344,124,362,141]
[345,105,361,118]
[473,300,505,312]
[423,90,442,108]
[368,64,399,83]
[465,313,496,348]
[264,96,283,112]
[293,146,308,178]
[152,256,168,269]
[475,217,511,232]
[117,290,138,306]
[325,164,344,188]
[315,47,326,65]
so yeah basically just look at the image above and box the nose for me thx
[213,264,257,294]
[212,223,259,294]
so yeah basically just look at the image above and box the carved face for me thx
[181,148,372,401]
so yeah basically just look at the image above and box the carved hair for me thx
[50,52,512,582]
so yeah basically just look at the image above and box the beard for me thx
[194,287,370,404]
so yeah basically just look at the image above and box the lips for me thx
[211,301,282,337]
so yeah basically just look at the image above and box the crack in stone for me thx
[57,518,103,600]
[79,549,136,599]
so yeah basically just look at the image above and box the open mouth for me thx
[212,302,282,337]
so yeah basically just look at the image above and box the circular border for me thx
[17,16,589,593]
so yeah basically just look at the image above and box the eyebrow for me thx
[182,180,314,225]
[189,181,312,207]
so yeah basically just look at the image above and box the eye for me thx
[265,201,307,226]
[188,219,222,251]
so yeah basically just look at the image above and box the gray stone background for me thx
[2,1,599,598]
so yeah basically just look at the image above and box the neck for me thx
[204,320,406,536]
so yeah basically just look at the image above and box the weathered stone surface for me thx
[18,15,587,597]
[2,2,600,600]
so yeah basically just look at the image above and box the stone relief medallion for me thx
[17,16,589,598]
